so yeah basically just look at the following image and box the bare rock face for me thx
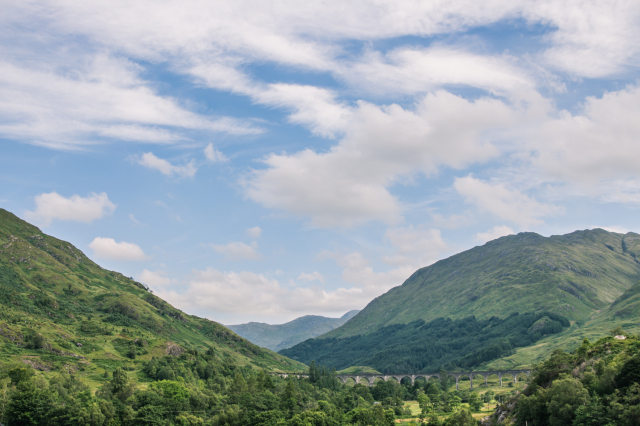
[76,342,83,347]
[22,359,51,371]
[165,342,184,356]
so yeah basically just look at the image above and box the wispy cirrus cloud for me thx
[0,55,261,150]
[138,152,197,178]
[204,143,228,163]
[212,241,261,261]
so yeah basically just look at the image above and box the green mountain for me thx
[0,208,304,387]
[227,310,359,351]
[283,229,640,371]
[326,229,640,339]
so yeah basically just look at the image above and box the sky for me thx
[1,0,640,325]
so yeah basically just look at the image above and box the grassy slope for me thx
[227,310,360,351]
[327,230,640,339]
[336,366,382,374]
[0,209,304,388]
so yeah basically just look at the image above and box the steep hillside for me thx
[280,311,570,373]
[227,310,359,351]
[0,209,304,387]
[326,230,640,339]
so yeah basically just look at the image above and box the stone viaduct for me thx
[275,370,530,391]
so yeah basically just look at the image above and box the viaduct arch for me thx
[273,370,531,390]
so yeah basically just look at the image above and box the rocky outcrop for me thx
[165,342,185,356]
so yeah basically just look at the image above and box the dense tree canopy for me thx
[0,348,489,426]
[281,312,569,373]
[490,333,640,425]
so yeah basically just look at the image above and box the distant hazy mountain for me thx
[227,310,359,351]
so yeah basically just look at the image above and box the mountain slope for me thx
[482,279,640,370]
[0,208,304,385]
[227,310,359,351]
[326,230,640,339]
[280,311,570,373]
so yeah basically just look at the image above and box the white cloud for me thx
[204,143,228,162]
[212,241,261,261]
[298,271,324,283]
[10,0,638,80]
[188,64,353,139]
[0,56,260,150]
[531,0,640,77]
[88,237,149,261]
[454,176,562,227]
[341,47,536,98]
[128,214,140,224]
[138,152,197,178]
[253,84,352,138]
[1,0,637,154]
[25,192,116,226]
[156,266,385,322]
[326,251,415,297]
[475,225,515,244]
[156,227,450,322]
[246,226,262,238]
[245,91,520,227]
[531,85,640,185]
[430,213,473,230]
[599,179,640,205]
[382,226,449,269]
[138,269,174,287]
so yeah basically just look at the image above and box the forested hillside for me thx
[0,345,497,425]
[326,230,640,339]
[490,329,640,425]
[0,208,304,389]
[228,310,359,351]
[481,280,640,371]
[281,312,569,373]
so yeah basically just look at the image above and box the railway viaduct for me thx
[275,370,531,391]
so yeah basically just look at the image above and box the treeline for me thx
[280,312,569,373]
[0,350,490,425]
[491,329,640,425]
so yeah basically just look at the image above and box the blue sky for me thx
[1,1,640,324]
